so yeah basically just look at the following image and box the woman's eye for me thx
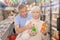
[36,12,39,13]
[32,11,40,13]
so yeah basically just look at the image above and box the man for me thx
[14,3,34,34]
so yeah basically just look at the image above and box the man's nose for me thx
[24,12,27,14]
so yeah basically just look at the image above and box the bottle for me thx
[32,26,36,32]
[31,26,37,36]
[41,22,46,33]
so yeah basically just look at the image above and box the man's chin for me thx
[23,15,27,18]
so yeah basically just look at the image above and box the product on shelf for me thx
[52,30,59,40]
[52,6,59,13]
[41,0,59,40]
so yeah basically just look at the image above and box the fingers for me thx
[29,21,32,24]
[27,22,35,29]
[31,24,34,27]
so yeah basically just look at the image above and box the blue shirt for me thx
[19,0,26,3]
[14,13,31,27]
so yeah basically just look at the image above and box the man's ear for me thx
[18,10,21,13]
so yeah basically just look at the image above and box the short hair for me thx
[18,3,26,10]
[31,6,41,13]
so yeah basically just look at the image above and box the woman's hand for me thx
[26,22,34,29]
[28,30,37,36]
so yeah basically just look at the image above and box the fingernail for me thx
[33,24,34,25]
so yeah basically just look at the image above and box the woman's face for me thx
[32,10,41,19]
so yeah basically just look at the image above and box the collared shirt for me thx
[14,13,32,27]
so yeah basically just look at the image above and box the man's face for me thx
[19,7,27,18]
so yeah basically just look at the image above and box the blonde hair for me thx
[31,6,41,13]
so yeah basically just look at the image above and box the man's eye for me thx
[32,12,35,13]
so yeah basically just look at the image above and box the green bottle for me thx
[32,26,36,32]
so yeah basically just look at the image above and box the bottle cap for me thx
[32,26,36,32]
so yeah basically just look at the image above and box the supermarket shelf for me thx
[41,1,59,8]
[52,27,58,31]
[52,12,59,14]
[41,0,59,40]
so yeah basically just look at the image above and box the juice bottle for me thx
[41,22,46,32]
